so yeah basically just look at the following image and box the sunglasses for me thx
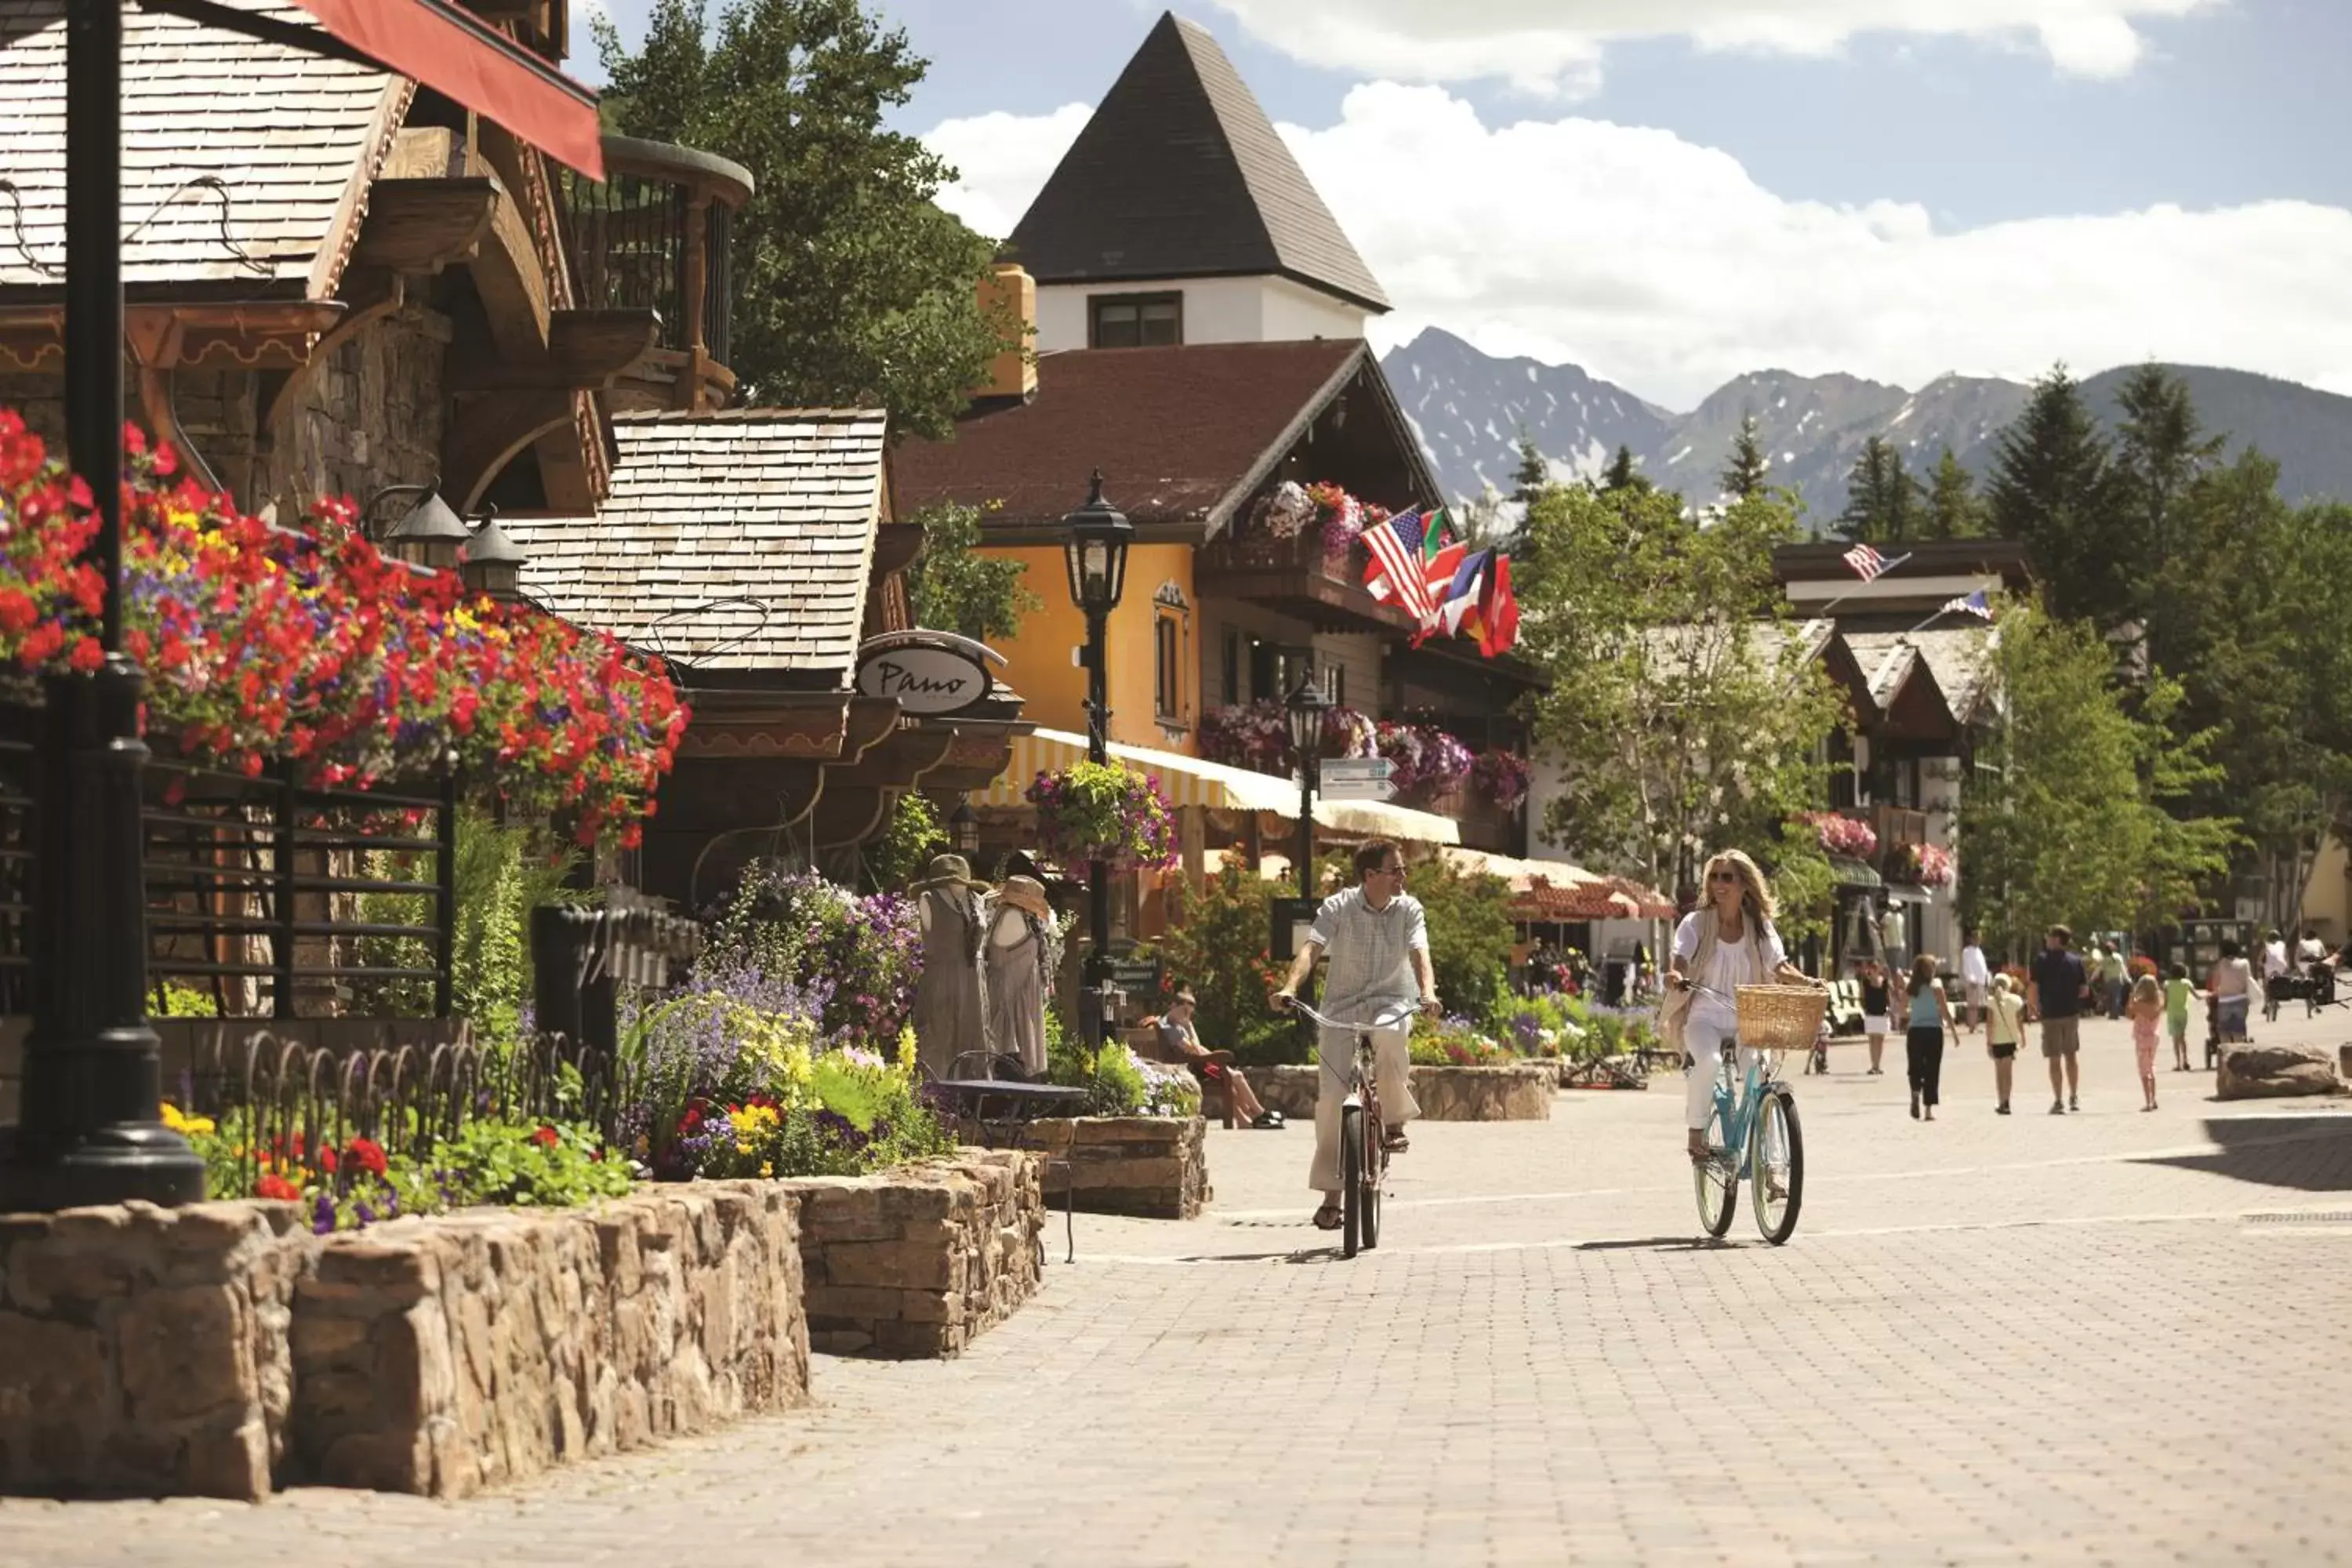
[1708,869,1742,884]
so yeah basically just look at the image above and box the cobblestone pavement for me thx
[7,1015,2350,1566]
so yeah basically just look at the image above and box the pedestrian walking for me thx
[2027,925,2089,1115]
[2126,973,2164,1112]
[1984,971,2026,1113]
[2206,938,2256,1045]
[1879,902,1908,978]
[2259,929,2290,1022]
[2096,942,2129,1019]
[2163,962,2195,1073]
[1958,929,1991,1035]
[1905,954,1954,1122]
[1859,960,1892,1076]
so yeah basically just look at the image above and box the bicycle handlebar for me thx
[1283,995,1422,1033]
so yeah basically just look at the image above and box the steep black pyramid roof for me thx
[1006,12,1390,313]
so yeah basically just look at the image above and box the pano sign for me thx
[855,637,995,716]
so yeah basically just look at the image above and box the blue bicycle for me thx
[1687,982,1815,1245]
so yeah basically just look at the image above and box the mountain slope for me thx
[1381,329,2352,525]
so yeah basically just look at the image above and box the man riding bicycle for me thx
[1272,840,1442,1233]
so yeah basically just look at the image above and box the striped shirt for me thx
[1309,885,1429,1023]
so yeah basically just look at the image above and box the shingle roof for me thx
[509,410,888,677]
[1841,627,1997,719]
[1842,633,1922,710]
[1006,11,1388,313]
[894,339,1365,533]
[0,0,405,294]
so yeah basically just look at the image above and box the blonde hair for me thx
[1699,849,1777,926]
[1991,973,2013,996]
[2130,973,2162,1009]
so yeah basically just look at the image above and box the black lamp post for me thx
[948,797,981,856]
[1286,662,1329,903]
[1061,470,1131,1042]
[460,509,528,603]
[0,0,203,1209]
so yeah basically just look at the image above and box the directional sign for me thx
[1318,777,1396,803]
[1319,758,1393,786]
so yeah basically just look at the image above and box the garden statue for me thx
[910,854,990,1079]
[985,875,1055,1077]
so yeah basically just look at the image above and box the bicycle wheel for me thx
[1360,1078,1385,1250]
[1693,1101,1737,1237]
[1340,1102,1364,1258]
[1751,1087,1804,1245]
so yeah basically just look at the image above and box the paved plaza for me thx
[6,1014,2350,1566]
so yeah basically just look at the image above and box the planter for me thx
[775,1149,1044,1359]
[1012,1116,1208,1219]
[1246,1064,1554,1122]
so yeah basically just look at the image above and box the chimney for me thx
[975,263,1037,404]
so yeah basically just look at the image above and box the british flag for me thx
[1364,508,1438,621]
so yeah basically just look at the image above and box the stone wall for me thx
[1019,1116,1208,1219]
[779,1151,1043,1360]
[2216,1042,2344,1100]
[1,1183,811,1501]
[1249,1064,1555,1122]
[256,303,449,519]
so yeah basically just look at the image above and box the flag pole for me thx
[1810,549,1916,622]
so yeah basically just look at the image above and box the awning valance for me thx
[982,729,1461,846]
[1829,855,1883,889]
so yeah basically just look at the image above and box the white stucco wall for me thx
[1034,274,1369,353]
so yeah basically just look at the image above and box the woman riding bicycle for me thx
[1663,850,1813,1163]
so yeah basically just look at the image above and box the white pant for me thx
[1682,1015,1757,1132]
[1309,1022,1418,1192]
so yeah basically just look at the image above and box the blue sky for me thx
[579,2,2352,407]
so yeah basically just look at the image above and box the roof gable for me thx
[1006,12,1388,313]
[0,0,407,295]
[510,410,888,678]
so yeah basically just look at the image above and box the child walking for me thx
[2127,972,2165,1111]
[1984,971,2026,1113]
[1906,955,1955,1122]
[2162,962,2195,1073]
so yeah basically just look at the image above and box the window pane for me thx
[1093,301,1139,348]
[1139,301,1180,346]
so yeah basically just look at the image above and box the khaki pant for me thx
[1309,1022,1419,1192]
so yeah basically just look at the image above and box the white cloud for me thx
[1203,0,2216,93]
[925,102,1094,239]
[927,83,2352,410]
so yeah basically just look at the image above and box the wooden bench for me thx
[1127,1017,1238,1128]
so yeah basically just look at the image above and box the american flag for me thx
[1842,543,1891,582]
[1939,589,1993,621]
[1364,508,1437,621]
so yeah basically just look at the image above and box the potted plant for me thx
[1025,760,1180,871]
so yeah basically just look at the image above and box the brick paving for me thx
[5,1014,2350,1566]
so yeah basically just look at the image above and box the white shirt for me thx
[1674,910,1787,1029]
[2296,937,2327,964]
[1960,945,1991,987]
[2261,940,2290,980]
[1309,885,1430,1024]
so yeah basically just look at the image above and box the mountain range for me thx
[1381,326,2352,526]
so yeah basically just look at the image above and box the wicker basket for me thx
[1734,985,1829,1052]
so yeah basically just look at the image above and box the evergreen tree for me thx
[1924,448,1985,539]
[2111,363,2225,601]
[596,0,1014,440]
[1599,444,1645,495]
[1511,433,1552,510]
[1835,435,1919,542]
[1719,412,1769,501]
[1987,365,2127,627]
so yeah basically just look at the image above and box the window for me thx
[1324,663,1345,708]
[1090,292,1182,348]
[1221,630,1240,707]
[1156,614,1182,722]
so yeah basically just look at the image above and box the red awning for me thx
[291,0,605,180]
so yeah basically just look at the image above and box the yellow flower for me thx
[735,1140,753,1156]
[760,1161,773,1178]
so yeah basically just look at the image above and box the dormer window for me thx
[1091,292,1182,348]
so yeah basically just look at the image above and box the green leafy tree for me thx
[1155,865,1294,1065]
[863,791,943,891]
[1518,483,1845,902]
[595,0,1016,439]
[1987,365,2128,628]
[1719,413,1770,502]
[904,499,1040,641]
[1835,435,1920,543]
[1403,857,1516,1029]
[1924,448,1986,539]
[1958,602,2233,953]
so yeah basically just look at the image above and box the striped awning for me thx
[982,728,1461,846]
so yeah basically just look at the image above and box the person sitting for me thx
[1158,991,1283,1130]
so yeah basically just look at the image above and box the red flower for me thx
[532,1125,560,1149]
[318,1144,339,1174]
[256,1173,301,1202]
[346,1136,388,1177]
[66,634,102,673]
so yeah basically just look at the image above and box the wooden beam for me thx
[448,308,658,392]
[351,177,501,274]
[443,388,573,512]
[468,182,553,360]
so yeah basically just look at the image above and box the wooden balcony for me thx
[1842,804,1929,863]
[1423,785,1525,856]
[1195,528,1416,636]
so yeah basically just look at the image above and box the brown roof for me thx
[893,339,1363,534]
[1005,12,1388,313]
[509,409,888,677]
[0,0,406,295]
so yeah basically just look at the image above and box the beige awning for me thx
[1436,847,1602,891]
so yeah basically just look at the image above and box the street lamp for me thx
[1286,662,1330,903]
[948,797,980,855]
[1061,470,1131,1042]
[460,509,528,603]
[383,488,470,573]
[0,0,203,1209]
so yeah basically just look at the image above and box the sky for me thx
[579,1,2352,411]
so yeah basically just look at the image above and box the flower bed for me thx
[0,414,685,845]
[1016,1116,1209,1219]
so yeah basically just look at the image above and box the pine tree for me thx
[1835,436,1919,543]
[1719,412,1769,501]
[1599,444,1649,495]
[1511,433,1552,510]
[1987,365,2125,627]
[2112,363,2224,596]
[1925,448,1985,539]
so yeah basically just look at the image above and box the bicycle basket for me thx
[1734,985,1828,1053]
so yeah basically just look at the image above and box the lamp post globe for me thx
[461,510,528,602]
[384,489,471,573]
[1285,664,1330,902]
[948,797,980,855]
[1060,468,1132,623]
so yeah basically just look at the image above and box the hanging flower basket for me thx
[1802,811,1878,859]
[1198,699,1376,776]
[1893,840,1957,887]
[1377,721,1474,804]
[1471,748,1532,812]
[1025,760,1179,872]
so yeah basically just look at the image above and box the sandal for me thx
[1383,1132,1410,1153]
[1252,1111,1286,1130]
[1312,1202,1343,1231]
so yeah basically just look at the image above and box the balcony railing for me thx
[560,136,753,405]
[1196,527,1410,634]
[1842,804,1929,863]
